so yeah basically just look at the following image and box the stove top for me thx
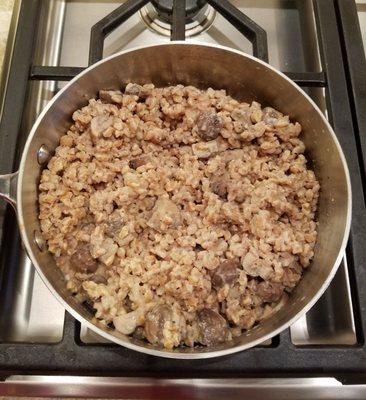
[0,0,366,398]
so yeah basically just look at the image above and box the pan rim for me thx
[17,41,352,359]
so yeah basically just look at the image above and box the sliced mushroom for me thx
[98,238,118,267]
[147,198,182,232]
[256,281,284,303]
[282,267,302,288]
[196,111,223,141]
[70,244,98,273]
[211,259,240,289]
[198,308,230,346]
[99,89,123,104]
[89,274,107,285]
[83,299,96,315]
[90,115,114,139]
[105,218,124,238]
[145,304,172,346]
[241,252,273,280]
[113,309,143,335]
[81,222,95,235]
[125,83,142,97]
[263,107,283,125]
[132,326,146,340]
[210,177,228,199]
[238,309,256,329]
[228,224,240,235]
[129,156,147,170]
[231,107,252,130]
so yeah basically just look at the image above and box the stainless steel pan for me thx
[0,43,351,358]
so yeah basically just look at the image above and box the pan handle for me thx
[0,171,18,210]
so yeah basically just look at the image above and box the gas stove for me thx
[0,1,365,398]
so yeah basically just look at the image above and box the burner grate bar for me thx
[0,0,40,174]
[284,72,326,87]
[206,0,268,62]
[171,0,186,41]
[313,0,366,344]
[88,0,150,65]
[30,66,325,88]
[30,66,84,81]
[336,0,366,194]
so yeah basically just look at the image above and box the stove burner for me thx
[140,1,216,37]
[151,0,207,23]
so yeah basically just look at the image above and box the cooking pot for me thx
[0,43,351,358]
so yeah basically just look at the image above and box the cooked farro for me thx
[38,83,319,349]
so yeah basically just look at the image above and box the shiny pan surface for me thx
[0,43,351,358]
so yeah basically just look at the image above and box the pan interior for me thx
[18,44,350,357]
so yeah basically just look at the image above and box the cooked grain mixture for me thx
[38,83,319,349]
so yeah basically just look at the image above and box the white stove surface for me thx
[60,0,315,72]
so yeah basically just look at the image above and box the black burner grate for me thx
[89,0,150,65]
[0,0,366,381]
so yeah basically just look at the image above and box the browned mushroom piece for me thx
[125,83,142,97]
[99,89,123,104]
[105,218,124,238]
[132,326,146,340]
[238,309,256,329]
[231,108,252,130]
[246,278,258,292]
[210,178,228,199]
[196,111,223,141]
[144,305,172,346]
[228,224,240,235]
[70,244,98,273]
[147,197,182,232]
[211,259,240,289]
[197,308,230,346]
[90,115,114,139]
[123,296,134,313]
[129,156,147,170]
[262,107,283,125]
[81,222,95,235]
[89,274,107,285]
[256,281,284,303]
[247,171,259,184]
[282,267,302,289]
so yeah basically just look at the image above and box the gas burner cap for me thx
[151,0,207,22]
[139,1,216,38]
